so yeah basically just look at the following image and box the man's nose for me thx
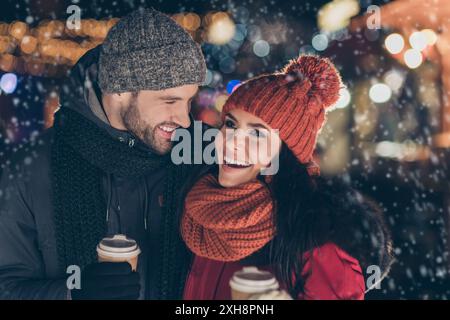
[171,104,191,128]
[170,107,191,128]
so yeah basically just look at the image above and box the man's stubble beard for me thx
[120,98,173,155]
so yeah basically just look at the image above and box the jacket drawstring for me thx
[106,173,122,234]
[143,177,149,231]
[106,173,112,224]
[106,172,148,232]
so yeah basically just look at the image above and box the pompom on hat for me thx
[221,55,343,176]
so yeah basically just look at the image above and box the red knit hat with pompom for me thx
[221,55,342,175]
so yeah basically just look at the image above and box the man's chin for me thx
[149,140,173,156]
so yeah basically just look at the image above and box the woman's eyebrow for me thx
[226,113,238,123]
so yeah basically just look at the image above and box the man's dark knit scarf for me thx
[51,107,190,299]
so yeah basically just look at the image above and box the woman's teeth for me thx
[223,156,252,168]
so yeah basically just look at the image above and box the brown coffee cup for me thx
[229,266,279,300]
[96,234,141,271]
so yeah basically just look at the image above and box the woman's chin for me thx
[217,174,240,188]
[218,167,252,188]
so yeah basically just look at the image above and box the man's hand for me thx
[71,262,141,300]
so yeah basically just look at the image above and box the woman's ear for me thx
[263,173,274,184]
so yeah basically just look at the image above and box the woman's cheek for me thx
[214,130,225,164]
[248,137,275,167]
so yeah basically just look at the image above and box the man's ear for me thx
[101,92,128,130]
[103,92,127,109]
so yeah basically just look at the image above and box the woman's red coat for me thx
[183,242,365,300]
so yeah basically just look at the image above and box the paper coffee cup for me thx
[96,234,141,271]
[229,267,279,300]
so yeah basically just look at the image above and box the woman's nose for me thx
[225,129,248,152]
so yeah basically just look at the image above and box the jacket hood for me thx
[58,46,139,147]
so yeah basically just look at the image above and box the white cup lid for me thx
[97,234,141,258]
[229,267,279,294]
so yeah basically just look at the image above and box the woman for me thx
[180,55,394,300]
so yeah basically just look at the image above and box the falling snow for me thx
[0,0,449,300]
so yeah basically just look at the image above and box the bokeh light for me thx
[332,87,351,109]
[384,69,405,93]
[317,0,360,32]
[207,12,236,45]
[0,73,18,94]
[215,94,229,111]
[409,31,428,51]
[226,80,241,94]
[385,33,405,54]
[183,13,201,31]
[311,33,329,51]
[384,69,405,92]
[204,69,213,86]
[369,83,392,103]
[421,29,438,46]
[253,40,270,57]
[404,49,423,69]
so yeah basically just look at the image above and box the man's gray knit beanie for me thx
[98,8,206,93]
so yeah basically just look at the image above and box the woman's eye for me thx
[250,129,267,138]
[224,119,235,128]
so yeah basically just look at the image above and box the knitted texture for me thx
[222,55,342,174]
[51,107,190,299]
[98,8,206,93]
[181,173,275,261]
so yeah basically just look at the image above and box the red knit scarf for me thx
[181,173,275,262]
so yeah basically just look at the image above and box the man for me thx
[0,8,206,299]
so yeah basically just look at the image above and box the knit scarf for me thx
[51,107,190,299]
[181,173,275,262]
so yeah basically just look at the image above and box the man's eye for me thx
[165,100,177,105]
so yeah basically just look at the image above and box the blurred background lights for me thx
[253,40,270,57]
[404,48,423,69]
[226,80,241,94]
[375,141,402,158]
[409,31,428,51]
[385,33,405,54]
[332,87,351,109]
[207,12,236,45]
[233,24,247,42]
[299,44,316,55]
[369,83,392,103]
[215,94,228,112]
[182,13,201,31]
[204,69,213,86]
[384,69,406,93]
[219,57,236,74]
[311,33,329,51]
[421,29,438,46]
[317,0,360,32]
[0,73,18,94]
[375,140,419,161]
